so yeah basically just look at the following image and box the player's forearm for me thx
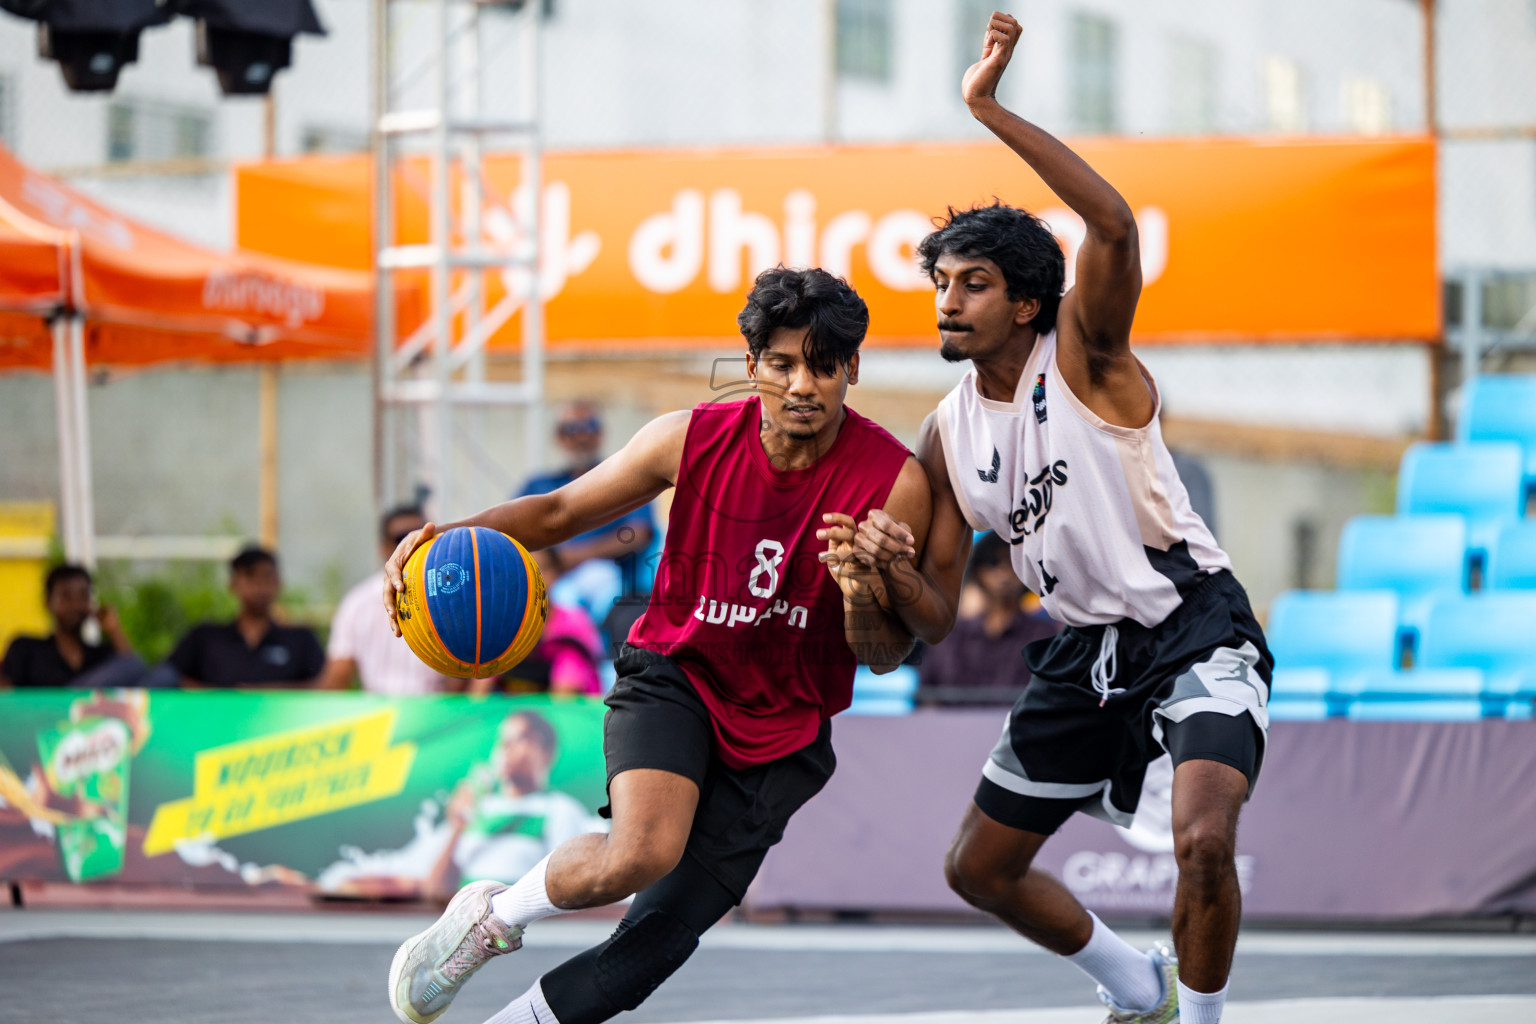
[842,597,915,674]
[879,560,960,647]
[969,98,1135,242]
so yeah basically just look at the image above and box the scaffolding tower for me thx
[371,0,544,521]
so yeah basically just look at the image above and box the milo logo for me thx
[49,719,130,785]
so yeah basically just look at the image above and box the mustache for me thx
[937,320,973,333]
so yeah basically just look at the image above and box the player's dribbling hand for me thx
[961,11,1021,110]
[382,521,437,637]
[853,510,916,571]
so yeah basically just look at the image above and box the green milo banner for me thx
[0,690,608,895]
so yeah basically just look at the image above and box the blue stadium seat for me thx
[1458,374,1536,489]
[1267,590,1401,682]
[1336,514,1467,635]
[1267,667,1331,720]
[1487,522,1536,590]
[847,664,919,715]
[1417,592,1536,715]
[1341,667,1486,721]
[1396,442,1525,557]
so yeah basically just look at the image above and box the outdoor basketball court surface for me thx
[3,910,1534,1024]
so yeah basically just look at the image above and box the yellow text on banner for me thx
[142,708,416,856]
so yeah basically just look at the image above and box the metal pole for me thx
[823,0,838,142]
[463,2,485,385]
[522,1,545,475]
[258,365,279,547]
[372,0,395,513]
[50,316,79,563]
[68,315,96,568]
[1421,0,1437,135]
[1461,269,1483,391]
[259,90,280,549]
[431,0,453,519]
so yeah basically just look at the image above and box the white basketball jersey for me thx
[937,331,1231,629]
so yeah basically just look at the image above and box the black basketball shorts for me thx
[601,643,836,902]
[974,570,1273,837]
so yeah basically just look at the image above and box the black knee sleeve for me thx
[540,911,700,1024]
[594,910,699,1010]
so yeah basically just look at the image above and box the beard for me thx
[939,339,968,362]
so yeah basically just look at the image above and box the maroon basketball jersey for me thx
[628,397,910,768]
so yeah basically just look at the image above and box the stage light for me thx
[177,0,326,97]
[0,0,172,92]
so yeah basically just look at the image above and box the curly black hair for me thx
[917,202,1065,335]
[737,266,869,377]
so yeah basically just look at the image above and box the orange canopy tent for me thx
[0,143,407,370]
[0,144,414,564]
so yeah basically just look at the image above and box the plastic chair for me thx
[1341,667,1486,721]
[1267,667,1331,720]
[1336,514,1468,635]
[1487,522,1536,590]
[1266,590,1401,680]
[1417,592,1536,715]
[1396,442,1525,556]
[1459,374,1536,488]
[846,664,919,715]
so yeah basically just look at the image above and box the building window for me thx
[301,125,369,154]
[1342,75,1391,135]
[1070,12,1118,134]
[1167,34,1216,134]
[1264,57,1307,133]
[836,0,893,82]
[105,100,214,163]
[956,0,997,86]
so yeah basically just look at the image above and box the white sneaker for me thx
[1096,944,1179,1023]
[388,880,523,1024]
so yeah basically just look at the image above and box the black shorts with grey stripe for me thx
[974,569,1273,836]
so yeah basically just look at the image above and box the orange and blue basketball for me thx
[396,526,548,678]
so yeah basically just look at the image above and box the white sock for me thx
[482,978,558,1024]
[489,855,568,929]
[1064,912,1163,1013]
[1177,979,1228,1024]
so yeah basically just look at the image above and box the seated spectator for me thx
[0,565,141,688]
[319,504,461,695]
[517,400,656,623]
[917,532,1060,707]
[167,546,323,689]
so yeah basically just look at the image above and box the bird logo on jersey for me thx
[1032,373,1048,424]
[977,447,1001,483]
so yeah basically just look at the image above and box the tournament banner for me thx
[237,137,1438,347]
[0,690,607,895]
[750,714,1536,921]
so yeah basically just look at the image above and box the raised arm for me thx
[382,410,689,635]
[962,11,1151,427]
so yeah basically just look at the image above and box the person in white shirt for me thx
[320,505,460,695]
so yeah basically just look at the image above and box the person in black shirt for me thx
[917,532,1060,707]
[1,564,138,688]
[167,546,324,688]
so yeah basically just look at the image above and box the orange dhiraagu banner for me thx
[236,138,1439,348]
